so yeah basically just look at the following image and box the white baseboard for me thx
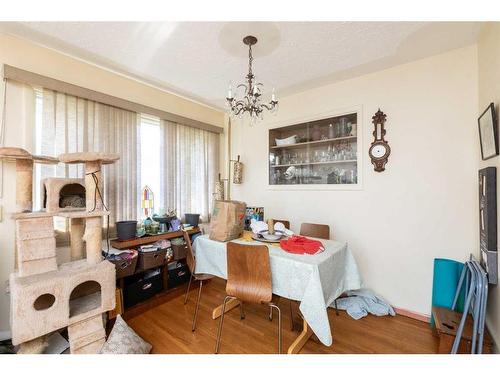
[394,307,430,323]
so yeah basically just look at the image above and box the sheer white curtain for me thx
[159,120,219,221]
[37,88,141,226]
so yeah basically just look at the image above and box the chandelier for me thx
[226,35,278,122]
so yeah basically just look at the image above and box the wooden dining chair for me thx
[215,242,282,354]
[272,219,290,229]
[182,230,214,332]
[300,222,330,240]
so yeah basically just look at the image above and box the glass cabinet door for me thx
[268,112,359,186]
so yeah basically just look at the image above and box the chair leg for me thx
[452,266,476,354]
[240,301,245,320]
[289,300,294,331]
[184,274,193,305]
[191,280,203,332]
[269,295,281,321]
[215,295,234,354]
[269,303,282,354]
[334,299,339,316]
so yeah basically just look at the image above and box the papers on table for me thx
[250,219,294,236]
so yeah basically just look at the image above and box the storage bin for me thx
[172,243,188,260]
[136,247,167,271]
[184,213,200,227]
[168,262,191,289]
[124,268,163,308]
[107,250,138,279]
[116,220,137,240]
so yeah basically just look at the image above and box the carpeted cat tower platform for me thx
[1,147,119,354]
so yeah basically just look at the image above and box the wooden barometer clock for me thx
[369,109,390,172]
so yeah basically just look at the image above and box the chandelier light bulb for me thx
[225,35,278,123]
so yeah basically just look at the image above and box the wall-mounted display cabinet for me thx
[268,109,361,188]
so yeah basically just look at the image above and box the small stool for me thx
[432,306,493,354]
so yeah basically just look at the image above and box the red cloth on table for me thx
[279,235,325,255]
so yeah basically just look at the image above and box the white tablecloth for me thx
[192,234,363,346]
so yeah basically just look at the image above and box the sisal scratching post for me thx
[83,216,103,264]
[84,161,103,210]
[70,218,85,261]
[82,159,104,265]
[15,159,33,212]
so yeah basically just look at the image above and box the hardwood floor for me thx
[126,278,439,354]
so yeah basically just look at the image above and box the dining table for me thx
[192,233,363,354]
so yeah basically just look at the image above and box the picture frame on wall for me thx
[478,103,498,161]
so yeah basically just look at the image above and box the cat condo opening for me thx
[42,178,86,212]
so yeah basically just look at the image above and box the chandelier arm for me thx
[235,100,245,108]
[260,102,277,111]
[234,106,245,116]
[236,83,248,95]
[231,102,245,114]
[227,35,278,121]
[245,94,252,107]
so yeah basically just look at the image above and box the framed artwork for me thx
[478,103,498,161]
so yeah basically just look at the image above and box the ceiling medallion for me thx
[226,35,278,124]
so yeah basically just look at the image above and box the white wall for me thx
[0,81,34,338]
[478,23,500,349]
[231,46,479,317]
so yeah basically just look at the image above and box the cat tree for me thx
[1,147,119,354]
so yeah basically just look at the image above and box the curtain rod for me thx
[2,64,224,134]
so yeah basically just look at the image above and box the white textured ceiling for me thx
[0,22,482,109]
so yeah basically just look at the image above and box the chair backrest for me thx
[182,230,196,275]
[300,222,330,240]
[272,219,290,229]
[226,242,272,304]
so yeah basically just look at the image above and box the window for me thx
[139,114,220,221]
[33,88,141,230]
[139,114,160,218]
[33,87,219,226]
